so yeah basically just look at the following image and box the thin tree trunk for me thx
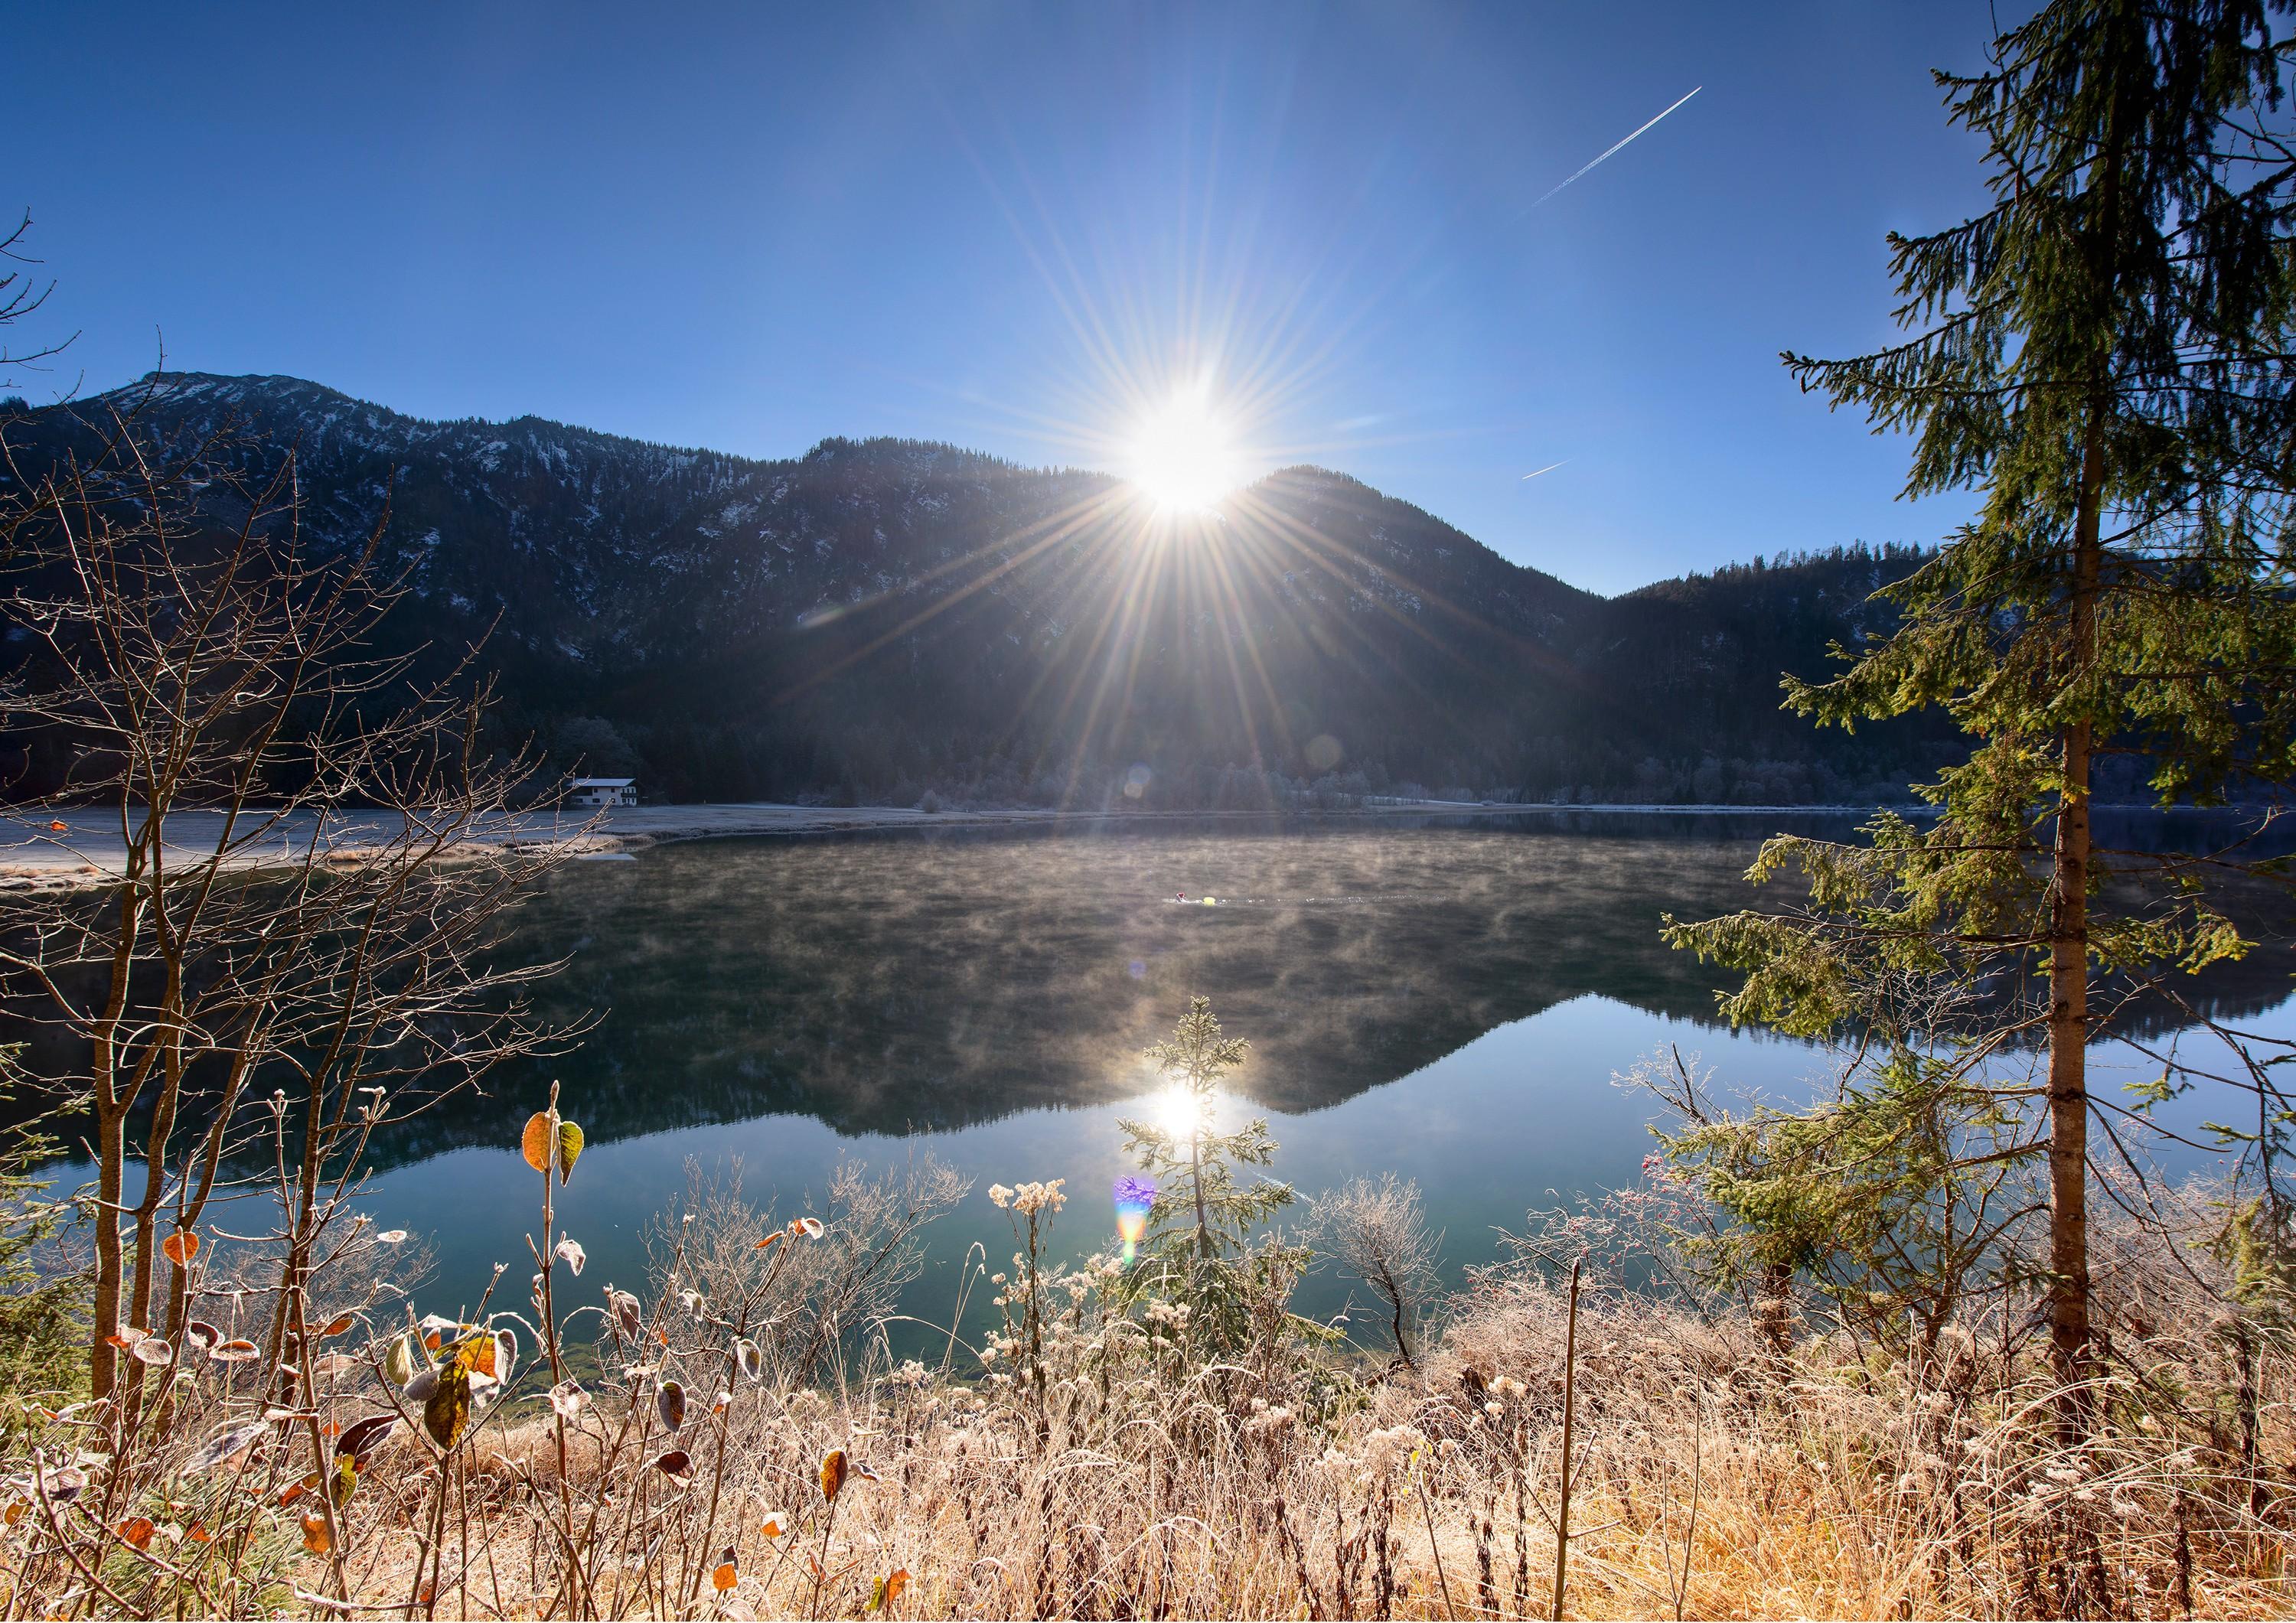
[86,878,146,1400]
[2047,711,2093,1429]
[123,1038,184,1400]
[2046,42,2128,1442]
[90,1106,125,1398]
[1191,1130,1210,1263]
[2050,398,2105,1437]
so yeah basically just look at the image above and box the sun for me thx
[1149,1081,1214,1141]
[1125,387,1244,513]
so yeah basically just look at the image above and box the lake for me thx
[294,813,2294,1344]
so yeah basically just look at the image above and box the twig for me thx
[1553,1256,1581,1623]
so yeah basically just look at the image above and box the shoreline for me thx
[0,796,2251,889]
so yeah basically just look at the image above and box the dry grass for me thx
[0,1171,2288,1621]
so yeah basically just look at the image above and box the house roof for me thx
[567,777,637,787]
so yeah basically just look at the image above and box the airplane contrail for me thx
[1521,460,1567,481]
[1533,86,1701,207]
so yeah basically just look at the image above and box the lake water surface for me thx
[320,816,2296,1336]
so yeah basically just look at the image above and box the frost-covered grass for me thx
[3,1155,2288,1621]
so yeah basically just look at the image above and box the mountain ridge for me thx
[2,371,1962,806]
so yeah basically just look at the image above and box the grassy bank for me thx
[0,1146,2287,1621]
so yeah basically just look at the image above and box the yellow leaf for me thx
[520,1112,554,1173]
[422,1362,472,1451]
[556,1120,584,1185]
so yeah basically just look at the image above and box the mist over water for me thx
[136,817,2296,1338]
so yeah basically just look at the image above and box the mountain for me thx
[0,373,1963,807]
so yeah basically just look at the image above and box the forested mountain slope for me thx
[0,374,1962,805]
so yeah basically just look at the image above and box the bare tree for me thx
[0,380,590,1406]
[0,209,75,387]
[665,1155,971,1387]
[1309,1173,1440,1369]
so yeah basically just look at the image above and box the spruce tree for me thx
[1669,0,2296,1433]
[1115,997,1303,1354]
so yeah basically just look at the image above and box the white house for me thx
[568,777,638,809]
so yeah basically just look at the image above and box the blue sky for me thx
[11,2,1995,595]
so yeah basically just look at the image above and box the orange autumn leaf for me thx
[520,1112,555,1173]
[445,1331,495,1379]
[184,1520,212,1544]
[300,1512,331,1555]
[872,1568,910,1612]
[277,1471,318,1507]
[713,1561,738,1592]
[116,1517,155,1551]
[320,1314,355,1338]
[161,1230,199,1268]
[819,1449,849,1503]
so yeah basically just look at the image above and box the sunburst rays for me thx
[761,80,1574,807]
[769,461,1567,813]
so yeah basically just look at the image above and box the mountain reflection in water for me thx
[49,814,2262,1338]
[354,814,2296,1170]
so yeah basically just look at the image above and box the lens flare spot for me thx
[1114,1176,1156,1263]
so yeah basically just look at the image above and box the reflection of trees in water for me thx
[329,822,2296,1168]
